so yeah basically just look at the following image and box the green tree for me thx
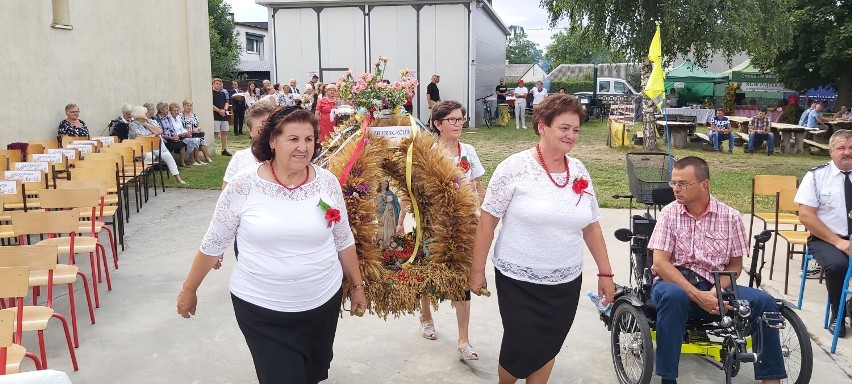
[209,0,241,80]
[544,26,625,67]
[541,0,775,148]
[506,26,544,64]
[748,0,852,106]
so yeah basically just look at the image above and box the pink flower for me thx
[373,60,380,66]
[394,81,401,88]
[380,56,388,62]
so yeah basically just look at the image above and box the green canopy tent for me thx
[717,59,787,100]
[665,60,727,105]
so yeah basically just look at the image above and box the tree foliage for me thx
[506,26,544,64]
[544,26,625,67]
[209,0,241,80]
[748,0,852,105]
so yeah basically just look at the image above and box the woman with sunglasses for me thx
[409,100,485,360]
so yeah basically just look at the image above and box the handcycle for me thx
[476,94,494,129]
[601,196,814,384]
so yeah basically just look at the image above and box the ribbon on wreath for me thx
[401,115,424,268]
[338,114,371,187]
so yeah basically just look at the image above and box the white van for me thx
[575,77,639,97]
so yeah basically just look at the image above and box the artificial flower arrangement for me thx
[336,57,418,112]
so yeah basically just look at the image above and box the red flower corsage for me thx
[459,156,470,173]
[572,176,593,206]
[317,198,341,228]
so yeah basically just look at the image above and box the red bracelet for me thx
[597,273,614,278]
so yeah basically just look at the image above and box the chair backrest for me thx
[777,188,800,213]
[38,187,100,210]
[69,167,118,190]
[0,150,22,163]
[10,209,81,236]
[0,180,23,206]
[104,144,136,165]
[24,143,44,159]
[0,154,6,172]
[85,152,123,166]
[0,310,13,350]
[28,140,59,150]
[0,245,58,273]
[753,175,798,196]
[0,266,29,299]
[60,136,90,148]
[75,159,119,171]
[55,179,108,196]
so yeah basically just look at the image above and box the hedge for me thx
[504,80,595,94]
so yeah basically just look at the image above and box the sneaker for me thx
[193,161,204,166]
[799,262,822,279]
[222,150,232,156]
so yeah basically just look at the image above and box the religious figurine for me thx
[375,179,400,249]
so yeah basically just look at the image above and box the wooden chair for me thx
[135,136,167,193]
[54,180,120,266]
[0,265,77,371]
[103,143,144,210]
[68,167,126,250]
[2,171,48,211]
[60,136,89,148]
[0,245,95,350]
[0,155,7,173]
[0,150,22,163]
[0,276,42,374]
[773,188,808,295]
[33,189,113,298]
[27,140,59,151]
[11,208,108,309]
[748,175,799,248]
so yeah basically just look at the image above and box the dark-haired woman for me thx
[469,94,615,383]
[412,100,486,360]
[176,106,367,384]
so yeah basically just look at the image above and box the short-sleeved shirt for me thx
[794,161,850,236]
[427,82,440,102]
[213,89,228,121]
[709,116,730,131]
[443,142,486,182]
[57,120,89,137]
[647,197,749,283]
[513,87,528,100]
[495,84,508,102]
[750,115,772,132]
[199,164,356,312]
[531,87,548,105]
[481,150,600,284]
[799,108,811,126]
[806,109,820,128]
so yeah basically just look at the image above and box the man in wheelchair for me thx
[646,157,786,384]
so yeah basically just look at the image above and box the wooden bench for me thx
[804,139,829,151]
[693,132,711,144]
[736,132,749,142]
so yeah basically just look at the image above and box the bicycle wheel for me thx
[483,109,493,129]
[779,306,813,384]
[611,303,654,384]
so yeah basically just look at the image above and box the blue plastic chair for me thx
[828,256,852,353]
[797,246,813,309]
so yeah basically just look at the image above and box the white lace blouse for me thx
[222,148,261,183]
[199,164,355,312]
[481,150,600,285]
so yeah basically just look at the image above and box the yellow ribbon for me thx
[401,116,423,268]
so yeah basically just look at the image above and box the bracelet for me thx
[351,281,366,290]
[182,281,197,292]
[597,273,615,278]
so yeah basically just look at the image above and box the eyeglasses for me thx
[440,117,468,125]
[668,180,702,189]
[68,110,80,113]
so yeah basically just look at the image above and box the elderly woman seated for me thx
[169,102,212,165]
[57,103,90,141]
[129,105,186,184]
[152,102,189,167]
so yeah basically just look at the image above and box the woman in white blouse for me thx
[469,94,615,383]
[222,102,275,188]
[176,106,367,384]
[412,100,485,360]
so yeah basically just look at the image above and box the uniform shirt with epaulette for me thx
[794,161,851,237]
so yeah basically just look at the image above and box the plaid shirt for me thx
[750,115,772,132]
[647,197,749,283]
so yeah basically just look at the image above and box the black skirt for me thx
[495,268,582,379]
[231,289,342,384]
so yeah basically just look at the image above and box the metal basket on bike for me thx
[625,152,675,206]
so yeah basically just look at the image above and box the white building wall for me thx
[418,4,469,120]
[368,6,418,86]
[235,24,269,61]
[319,7,367,81]
[521,65,546,84]
[0,0,213,145]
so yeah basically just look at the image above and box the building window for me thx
[246,35,263,54]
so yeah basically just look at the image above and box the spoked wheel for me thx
[611,304,654,384]
[483,111,494,129]
[779,306,813,384]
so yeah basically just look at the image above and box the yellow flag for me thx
[643,25,665,109]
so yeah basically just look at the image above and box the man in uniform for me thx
[795,129,852,336]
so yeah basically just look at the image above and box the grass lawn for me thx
[168,119,829,213]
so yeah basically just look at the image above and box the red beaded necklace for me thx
[535,144,570,188]
[270,164,310,190]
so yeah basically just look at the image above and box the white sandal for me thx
[457,343,479,360]
[420,319,437,340]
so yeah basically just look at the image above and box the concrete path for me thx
[19,189,852,383]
